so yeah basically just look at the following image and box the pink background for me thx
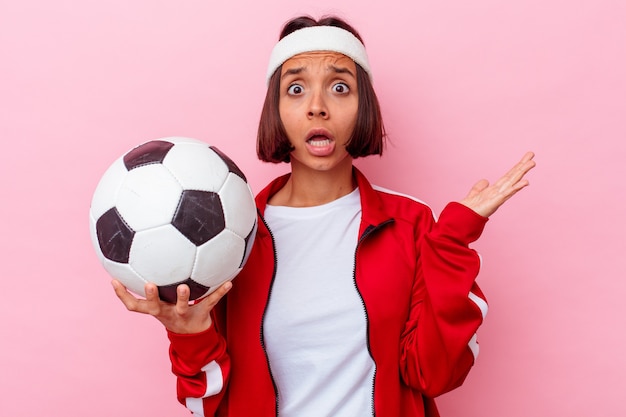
[1,0,624,415]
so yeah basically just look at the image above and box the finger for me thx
[194,281,233,309]
[496,154,536,191]
[142,283,165,315]
[213,281,233,302]
[515,152,536,175]
[520,151,535,164]
[112,279,143,313]
[174,284,191,315]
[515,154,536,179]
[144,283,161,302]
[496,180,529,203]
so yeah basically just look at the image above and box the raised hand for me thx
[111,280,232,334]
[459,152,536,218]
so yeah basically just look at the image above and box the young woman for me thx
[113,15,535,417]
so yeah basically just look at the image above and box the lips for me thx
[304,128,335,156]
[306,128,333,144]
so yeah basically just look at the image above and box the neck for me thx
[270,160,355,207]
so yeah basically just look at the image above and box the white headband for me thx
[266,25,372,85]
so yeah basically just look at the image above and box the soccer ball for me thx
[89,137,257,303]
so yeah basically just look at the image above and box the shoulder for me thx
[371,184,436,219]
[354,168,435,227]
[361,184,437,233]
[373,185,433,212]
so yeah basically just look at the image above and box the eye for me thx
[332,82,350,94]
[287,84,304,95]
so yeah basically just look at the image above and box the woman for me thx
[113,15,535,417]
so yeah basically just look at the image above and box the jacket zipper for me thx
[258,212,280,416]
[354,220,394,417]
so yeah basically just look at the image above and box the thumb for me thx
[466,179,489,199]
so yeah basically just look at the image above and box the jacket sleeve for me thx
[399,201,489,398]
[167,316,230,417]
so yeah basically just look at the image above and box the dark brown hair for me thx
[257,15,386,163]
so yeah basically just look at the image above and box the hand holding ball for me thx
[89,137,257,303]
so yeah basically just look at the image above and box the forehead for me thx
[281,51,356,73]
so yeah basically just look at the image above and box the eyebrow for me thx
[281,67,305,79]
[281,65,356,80]
[330,65,355,78]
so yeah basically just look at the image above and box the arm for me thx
[399,152,535,397]
[112,281,232,416]
[400,202,488,397]
[168,317,230,416]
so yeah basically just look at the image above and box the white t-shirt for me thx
[263,188,376,417]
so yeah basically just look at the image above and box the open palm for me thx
[459,152,536,218]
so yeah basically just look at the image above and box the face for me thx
[278,51,358,173]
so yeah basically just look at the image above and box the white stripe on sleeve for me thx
[467,292,488,361]
[185,397,204,416]
[468,334,480,360]
[201,360,224,397]
[184,360,224,416]
[468,291,488,320]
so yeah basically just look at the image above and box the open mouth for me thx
[307,135,332,147]
[306,128,334,146]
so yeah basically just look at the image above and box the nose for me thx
[307,90,328,119]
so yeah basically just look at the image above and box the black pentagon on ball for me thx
[157,278,211,304]
[124,140,175,170]
[96,207,135,263]
[172,190,226,246]
[240,219,257,268]
[210,146,247,182]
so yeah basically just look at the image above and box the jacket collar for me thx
[255,167,392,229]
[352,167,393,229]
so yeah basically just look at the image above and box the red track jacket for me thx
[168,168,489,416]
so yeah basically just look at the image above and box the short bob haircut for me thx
[257,15,386,163]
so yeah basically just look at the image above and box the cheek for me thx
[279,105,303,130]
[339,104,359,134]
[278,110,293,133]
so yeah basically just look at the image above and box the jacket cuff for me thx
[438,202,488,244]
[167,325,219,360]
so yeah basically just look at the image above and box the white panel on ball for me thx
[220,173,257,238]
[117,164,183,231]
[129,225,197,286]
[193,230,245,284]
[102,259,148,297]
[90,158,127,219]
[163,142,229,192]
